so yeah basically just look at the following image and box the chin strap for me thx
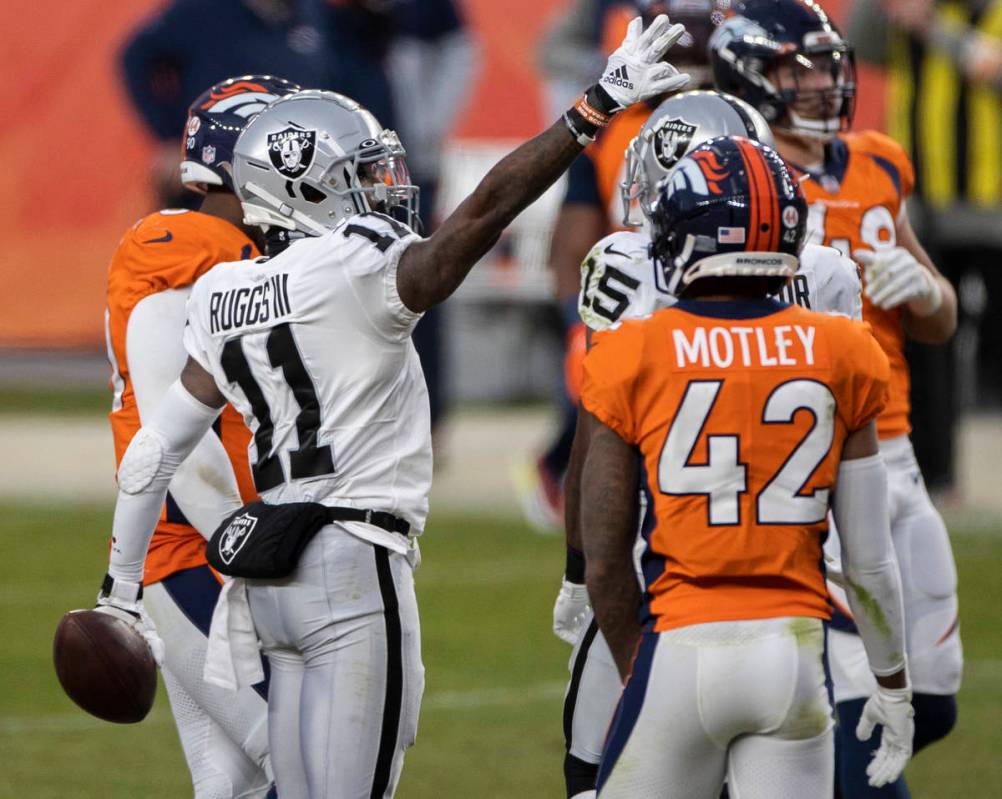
[241,181,330,236]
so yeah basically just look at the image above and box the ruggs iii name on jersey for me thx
[209,272,292,334]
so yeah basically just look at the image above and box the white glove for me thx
[598,15,691,111]
[96,576,165,667]
[856,684,915,787]
[856,247,942,314]
[553,579,591,645]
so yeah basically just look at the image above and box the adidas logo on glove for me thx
[601,64,633,89]
[602,65,634,90]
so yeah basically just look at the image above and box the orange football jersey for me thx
[797,130,915,439]
[106,209,258,585]
[582,299,889,632]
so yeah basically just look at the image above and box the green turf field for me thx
[1,500,998,798]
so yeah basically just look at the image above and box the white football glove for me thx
[598,15,691,112]
[96,576,165,667]
[856,247,943,314]
[856,684,915,788]
[553,579,591,645]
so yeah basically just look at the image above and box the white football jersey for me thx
[184,213,431,553]
[578,231,862,329]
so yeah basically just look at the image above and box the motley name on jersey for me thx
[209,273,292,334]
[672,319,816,369]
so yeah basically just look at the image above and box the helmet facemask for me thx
[767,40,856,140]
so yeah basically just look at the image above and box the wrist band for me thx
[563,89,616,147]
[565,545,586,584]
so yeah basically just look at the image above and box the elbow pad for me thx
[832,453,907,677]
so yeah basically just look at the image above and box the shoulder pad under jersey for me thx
[578,231,674,331]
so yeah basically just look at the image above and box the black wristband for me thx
[565,545,586,584]
[584,82,620,117]
[563,107,599,146]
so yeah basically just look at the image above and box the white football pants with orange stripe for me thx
[144,569,272,799]
[597,617,834,799]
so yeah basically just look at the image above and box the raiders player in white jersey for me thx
[553,91,862,799]
[97,15,694,798]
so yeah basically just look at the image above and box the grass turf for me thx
[0,501,997,797]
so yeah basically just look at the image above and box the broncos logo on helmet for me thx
[651,135,806,297]
[181,75,301,194]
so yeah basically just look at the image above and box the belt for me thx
[323,507,411,536]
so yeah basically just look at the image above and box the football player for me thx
[517,0,729,532]
[100,75,298,798]
[97,16,692,797]
[711,3,961,795]
[555,88,863,799]
[582,135,912,798]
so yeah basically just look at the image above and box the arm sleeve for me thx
[832,453,907,676]
[128,291,243,539]
[580,323,643,442]
[109,381,224,584]
[817,250,864,320]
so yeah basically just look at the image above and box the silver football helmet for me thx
[620,90,775,227]
[232,90,419,236]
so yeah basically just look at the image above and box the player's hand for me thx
[553,578,591,644]
[856,684,915,787]
[856,247,943,315]
[597,15,691,112]
[96,575,165,667]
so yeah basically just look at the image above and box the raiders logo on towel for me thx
[218,512,258,565]
[653,118,699,171]
[268,127,316,179]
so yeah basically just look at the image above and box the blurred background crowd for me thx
[3,0,1002,502]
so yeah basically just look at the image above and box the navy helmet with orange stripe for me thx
[650,135,806,298]
[181,75,300,194]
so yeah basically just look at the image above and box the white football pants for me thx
[564,611,622,765]
[827,435,963,701]
[597,617,834,799]
[246,526,424,799]
[145,570,272,799]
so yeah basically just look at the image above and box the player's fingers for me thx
[853,248,876,266]
[623,15,643,48]
[649,70,692,96]
[646,22,688,61]
[855,706,877,741]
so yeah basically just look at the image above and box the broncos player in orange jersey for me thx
[711,3,961,797]
[581,135,912,798]
[101,75,297,798]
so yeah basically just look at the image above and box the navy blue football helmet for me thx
[709,0,855,139]
[650,135,806,297]
[181,75,300,194]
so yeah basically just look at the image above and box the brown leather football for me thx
[53,609,157,724]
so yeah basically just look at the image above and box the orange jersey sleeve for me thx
[106,210,258,585]
[800,131,915,439]
[581,300,890,632]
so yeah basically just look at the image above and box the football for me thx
[52,609,157,724]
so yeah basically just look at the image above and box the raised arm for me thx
[395,15,690,312]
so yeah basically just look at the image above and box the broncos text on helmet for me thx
[650,135,807,297]
[709,0,856,139]
[181,75,301,194]
[620,89,774,226]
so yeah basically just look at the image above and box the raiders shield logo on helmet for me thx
[267,127,317,179]
[217,512,258,565]
[653,118,699,171]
